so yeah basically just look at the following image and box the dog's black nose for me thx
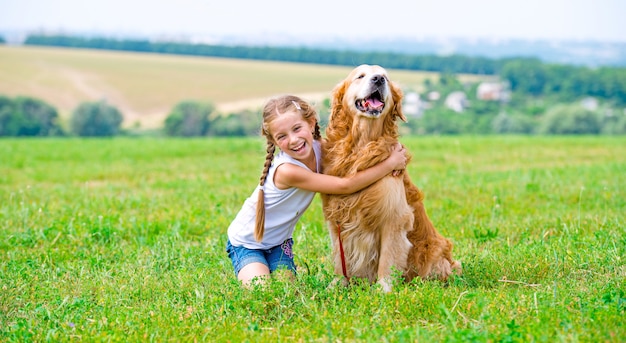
[371,75,385,86]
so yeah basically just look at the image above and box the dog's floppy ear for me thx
[326,79,352,141]
[390,80,407,122]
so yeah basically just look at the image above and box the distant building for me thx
[581,97,598,111]
[477,81,510,102]
[402,92,428,117]
[427,91,441,101]
[445,91,469,113]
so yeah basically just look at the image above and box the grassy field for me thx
[0,136,624,342]
[0,45,493,129]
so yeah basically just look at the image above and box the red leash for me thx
[337,223,349,280]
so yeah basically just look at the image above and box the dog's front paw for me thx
[378,277,393,293]
[431,259,462,281]
[328,276,349,290]
[451,260,462,275]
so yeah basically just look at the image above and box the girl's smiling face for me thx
[269,110,315,162]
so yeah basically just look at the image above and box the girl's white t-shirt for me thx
[227,140,322,249]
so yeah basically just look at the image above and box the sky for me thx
[1,0,626,43]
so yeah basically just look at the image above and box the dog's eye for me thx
[356,74,365,80]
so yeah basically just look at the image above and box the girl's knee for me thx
[238,262,270,287]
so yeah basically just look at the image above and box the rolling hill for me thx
[0,45,488,128]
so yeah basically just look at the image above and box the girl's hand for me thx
[389,143,407,177]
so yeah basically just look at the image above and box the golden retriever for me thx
[321,64,461,292]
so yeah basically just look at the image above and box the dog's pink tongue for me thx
[366,98,383,109]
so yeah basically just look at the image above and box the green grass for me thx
[1,136,624,342]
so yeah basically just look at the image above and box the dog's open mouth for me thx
[356,90,385,116]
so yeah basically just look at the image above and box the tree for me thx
[0,96,63,136]
[500,59,547,96]
[13,96,63,136]
[208,109,262,136]
[538,104,601,135]
[0,96,17,136]
[600,110,626,135]
[164,101,214,137]
[419,107,469,135]
[70,101,123,136]
[492,112,537,134]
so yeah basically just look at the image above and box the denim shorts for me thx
[226,238,296,277]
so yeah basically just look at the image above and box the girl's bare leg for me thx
[238,262,270,287]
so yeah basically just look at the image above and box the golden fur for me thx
[321,65,461,291]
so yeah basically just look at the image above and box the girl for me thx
[226,95,407,286]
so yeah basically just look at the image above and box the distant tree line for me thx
[162,101,261,137]
[0,95,262,137]
[501,59,626,104]
[24,34,503,74]
[0,96,123,137]
[24,34,626,105]
[2,89,625,138]
[400,76,626,136]
[3,34,625,137]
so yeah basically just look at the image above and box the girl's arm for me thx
[274,143,407,194]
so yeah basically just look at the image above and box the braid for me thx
[254,140,275,242]
[259,140,275,187]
